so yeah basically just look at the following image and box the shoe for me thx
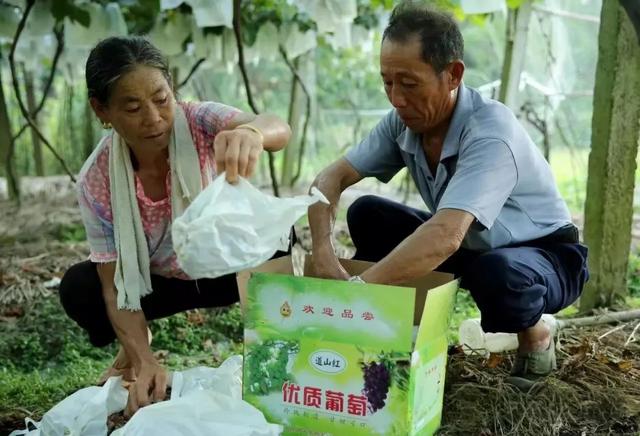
[505,338,556,392]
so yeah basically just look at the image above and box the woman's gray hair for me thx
[85,36,172,104]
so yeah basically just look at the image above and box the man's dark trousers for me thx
[347,195,589,333]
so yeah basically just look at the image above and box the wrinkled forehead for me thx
[111,65,171,101]
[380,37,436,77]
[381,33,422,53]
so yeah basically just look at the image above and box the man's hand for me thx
[124,361,168,418]
[214,127,263,183]
[310,251,351,280]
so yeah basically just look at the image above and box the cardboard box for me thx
[239,256,458,435]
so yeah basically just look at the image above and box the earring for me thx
[102,121,112,129]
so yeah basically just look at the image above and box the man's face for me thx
[380,36,462,133]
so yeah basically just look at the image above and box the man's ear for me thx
[89,97,110,124]
[447,60,465,90]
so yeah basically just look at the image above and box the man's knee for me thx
[463,251,545,332]
[463,251,526,294]
[346,195,384,228]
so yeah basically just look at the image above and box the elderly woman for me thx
[59,36,291,416]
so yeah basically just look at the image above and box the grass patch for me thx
[1,358,110,419]
[628,250,640,298]
[449,289,480,344]
[0,298,115,372]
[50,223,86,243]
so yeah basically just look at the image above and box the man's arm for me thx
[309,158,363,279]
[364,135,518,285]
[96,262,167,416]
[360,209,475,285]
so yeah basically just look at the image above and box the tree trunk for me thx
[172,66,179,91]
[232,0,279,196]
[83,97,95,159]
[581,2,640,311]
[281,52,314,188]
[22,65,44,176]
[0,59,18,200]
[281,56,301,187]
[498,0,532,110]
[67,84,76,165]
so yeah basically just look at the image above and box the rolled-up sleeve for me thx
[76,176,117,263]
[345,110,406,183]
[437,138,517,229]
[182,101,242,138]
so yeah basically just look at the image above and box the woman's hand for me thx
[124,360,169,417]
[214,126,264,183]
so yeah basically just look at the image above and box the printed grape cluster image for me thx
[362,361,391,412]
[360,351,410,414]
[246,339,300,395]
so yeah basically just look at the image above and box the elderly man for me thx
[308,2,588,390]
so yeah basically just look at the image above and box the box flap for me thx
[245,272,416,352]
[305,255,455,326]
[414,279,459,349]
[236,256,294,310]
[409,336,449,435]
[404,271,455,327]
[303,255,373,277]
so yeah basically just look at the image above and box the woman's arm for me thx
[224,112,291,152]
[96,262,167,416]
[215,112,291,182]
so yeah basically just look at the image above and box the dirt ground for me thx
[1,188,640,435]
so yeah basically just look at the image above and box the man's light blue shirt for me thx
[345,83,572,251]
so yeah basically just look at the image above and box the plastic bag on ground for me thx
[170,355,243,400]
[172,173,328,279]
[9,376,128,436]
[111,355,281,436]
[11,356,281,436]
[111,390,281,436]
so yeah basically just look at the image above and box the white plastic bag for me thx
[111,390,281,436]
[172,174,328,279]
[9,376,128,436]
[11,356,281,436]
[111,356,282,436]
[170,355,243,400]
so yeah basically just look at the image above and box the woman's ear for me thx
[89,97,110,125]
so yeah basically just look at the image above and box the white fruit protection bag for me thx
[172,173,328,279]
[10,356,282,436]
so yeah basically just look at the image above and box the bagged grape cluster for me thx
[246,339,300,395]
[361,361,391,413]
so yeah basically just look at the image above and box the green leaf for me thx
[506,0,525,9]
[120,0,160,34]
[50,0,91,27]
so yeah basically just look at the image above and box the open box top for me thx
[238,255,458,351]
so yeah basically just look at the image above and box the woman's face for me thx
[92,65,175,152]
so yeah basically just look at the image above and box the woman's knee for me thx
[59,261,102,316]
